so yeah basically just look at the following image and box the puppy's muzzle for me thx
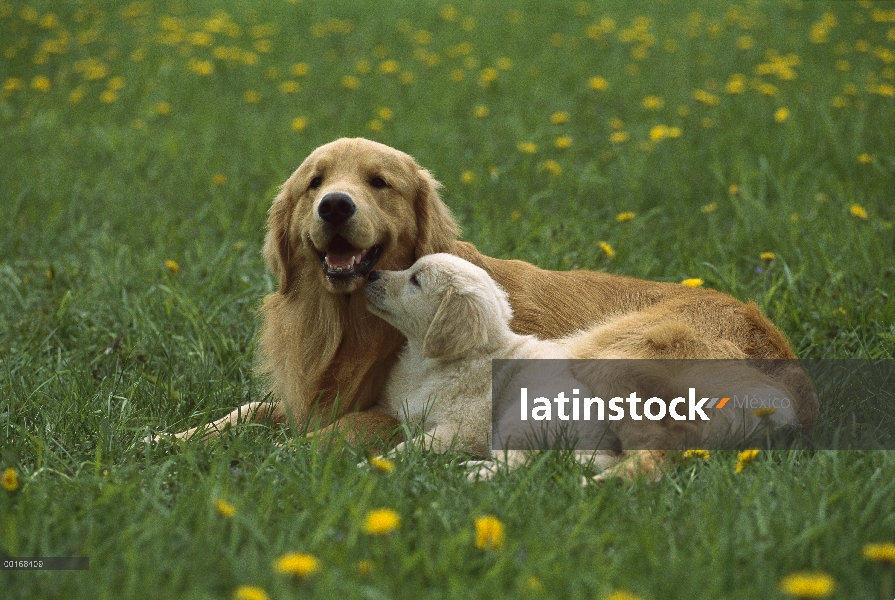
[317,192,356,227]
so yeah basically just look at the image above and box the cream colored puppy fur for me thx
[364,253,620,473]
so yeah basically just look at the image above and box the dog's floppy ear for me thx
[423,286,488,360]
[414,168,459,260]
[263,183,300,294]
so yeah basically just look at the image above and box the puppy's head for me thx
[264,138,459,295]
[365,253,513,360]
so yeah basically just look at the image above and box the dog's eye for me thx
[409,273,421,287]
[369,176,388,189]
[309,176,323,189]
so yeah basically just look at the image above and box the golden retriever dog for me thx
[167,137,816,475]
[364,253,815,481]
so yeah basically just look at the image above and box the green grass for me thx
[1,0,894,597]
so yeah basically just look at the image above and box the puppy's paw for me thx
[462,460,497,482]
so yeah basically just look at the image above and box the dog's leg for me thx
[159,400,287,442]
[309,411,403,454]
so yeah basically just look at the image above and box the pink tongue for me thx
[327,250,364,268]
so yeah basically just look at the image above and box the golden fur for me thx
[170,138,816,476]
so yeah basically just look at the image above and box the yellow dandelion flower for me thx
[242,52,258,66]
[39,13,58,28]
[188,31,212,46]
[3,77,25,94]
[598,241,615,259]
[850,204,868,219]
[377,107,393,121]
[479,67,498,85]
[550,111,569,124]
[588,76,608,90]
[291,62,309,76]
[701,203,717,213]
[726,74,746,94]
[616,211,636,222]
[642,95,664,110]
[2,468,19,491]
[760,252,776,261]
[683,449,711,460]
[737,35,754,50]
[779,572,835,598]
[667,127,681,138]
[522,576,544,592]
[681,278,703,287]
[857,153,873,164]
[154,101,171,115]
[554,136,572,149]
[605,591,645,600]
[243,90,261,104]
[540,159,562,176]
[649,125,669,141]
[774,107,790,122]
[863,542,895,564]
[357,559,374,576]
[450,68,465,82]
[108,76,125,91]
[496,57,513,70]
[738,449,759,462]
[68,86,86,104]
[341,75,361,89]
[399,71,415,84]
[355,59,371,74]
[440,5,458,21]
[291,117,307,132]
[735,448,759,473]
[609,131,629,143]
[99,89,117,103]
[165,259,180,274]
[215,498,235,517]
[254,39,272,53]
[517,141,537,154]
[693,89,720,106]
[369,456,395,472]
[368,119,383,132]
[473,105,489,118]
[754,407,777,417]
[461,16,476,31]
[31,75,51,91]
[609,118,624,130]
[188,59,214,76]
[461,171,476,184]
[474,515,505,550]
[279,81,299,93]
[379,59,399,74]
[212,173,227,185]
[414,30,432,45]
[363,508,400,535]
[729,184,739,195]
[273,552,320,578]
[234,585,269,600]
[511,210,521,221]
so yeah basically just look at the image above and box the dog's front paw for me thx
[462,460,497,482]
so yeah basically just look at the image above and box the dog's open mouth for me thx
[319,234,383,281]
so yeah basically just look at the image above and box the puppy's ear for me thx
[423,287,488,360]
[414,168,459,260]
[263,183,299,294]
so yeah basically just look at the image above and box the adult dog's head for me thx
[365,253,514,360]
[265,138,459,295]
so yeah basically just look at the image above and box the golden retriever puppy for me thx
[166,138,816,477]
[363,253,613,461]
[364,253,812,481]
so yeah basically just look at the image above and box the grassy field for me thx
[2,0,895,598]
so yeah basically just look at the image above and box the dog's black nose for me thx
[317,192,356,226]
[367,270,381,281]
